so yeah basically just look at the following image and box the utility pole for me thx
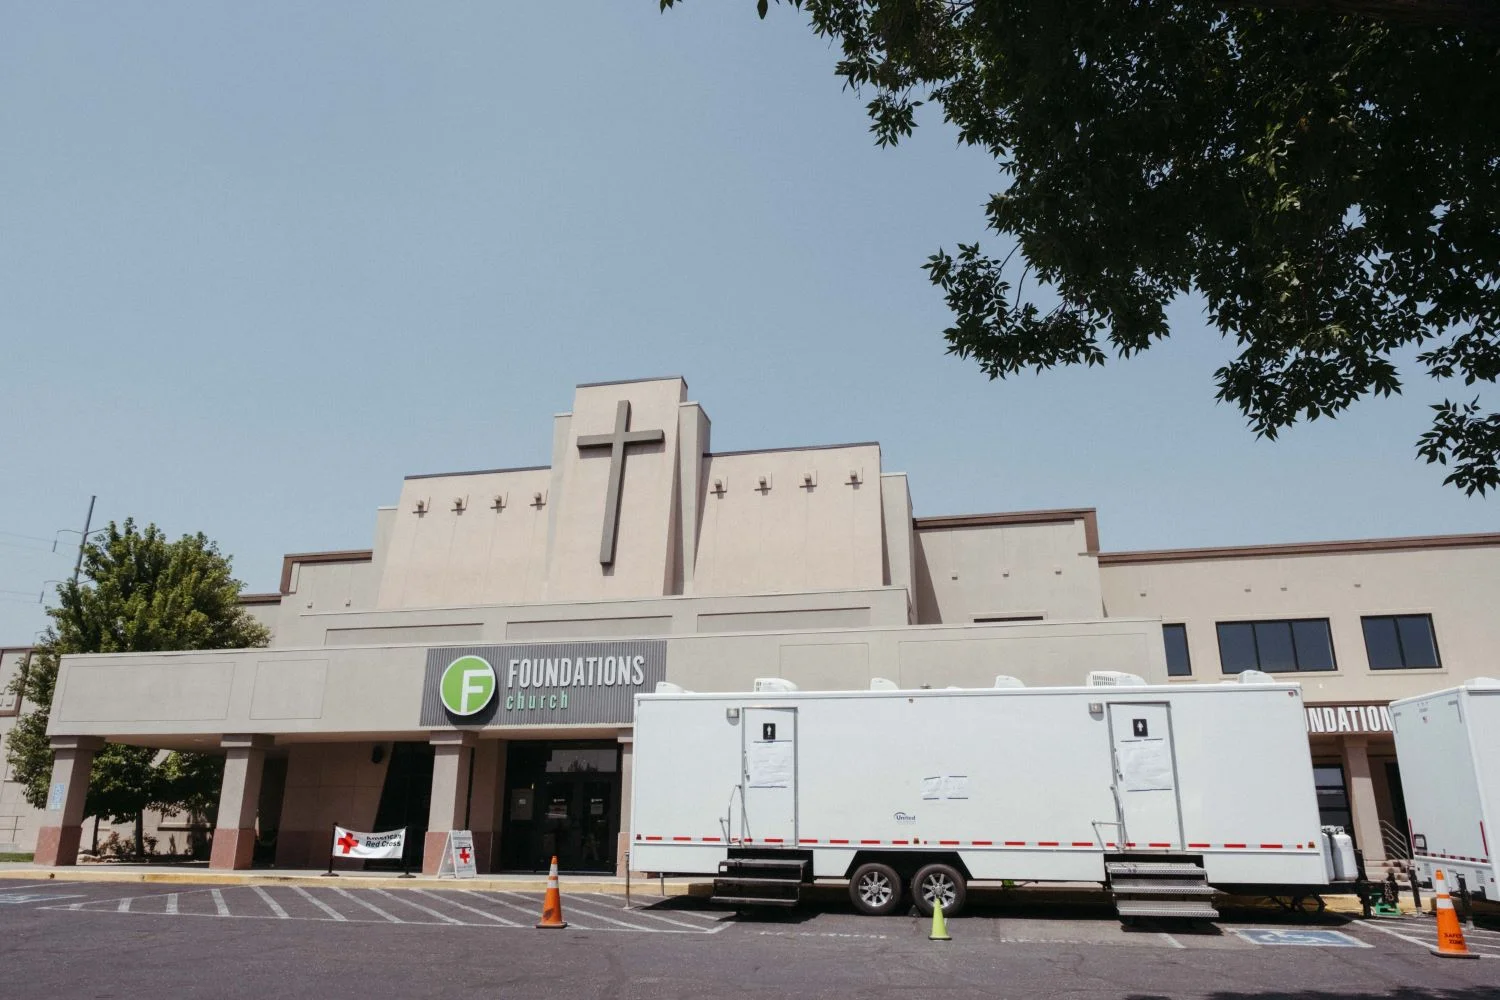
[70,495,96,589]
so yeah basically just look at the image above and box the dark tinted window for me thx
[1256,621,1296,671]
[1313,764,1353,836]
[1362,614,1440,669]
[1291,619,1336,671]
[1217,622,1257,673]
[1216,619,1336,673]
[1362,616,1402,669]
[1163,624,1192,677]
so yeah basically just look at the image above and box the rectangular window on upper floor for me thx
[1163,624,1192,677]
[1216,618,1336,674]
[1361,614,1441,670]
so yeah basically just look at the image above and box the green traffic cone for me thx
[929,898,951,941]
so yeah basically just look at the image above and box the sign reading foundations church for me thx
[419,640,666,727]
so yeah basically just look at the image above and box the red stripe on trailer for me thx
[1105,842,1117,848]
[764,838,784,843]
[1188,843,1210,849]
[672,836,691,841]
[645,836,663,841]
[1260,843,1283,849]
[940,840,960,846]
[1149,842,1171,848]
[892,840,909,845]
[1483,821,1490,857]
[799,839,817,844]
[1072,842,1093,847]
[1005,841,1025,846]
[1125,842,1136,848]
[830,839,849,844]
[701,837,720,842]
[861,839,880,845]
[1038,841,1060,847]
[972,840,993,846]
[1224,843,1246,849]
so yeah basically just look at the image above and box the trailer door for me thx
[1108,702,1184,849]
[741,707,797,846]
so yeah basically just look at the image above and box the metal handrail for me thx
[1092,820,1124,850]
[721,784,744,844]
[1380,819,1412,860]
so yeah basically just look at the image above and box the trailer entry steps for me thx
[712,856,810,908]
[1106,856,1220,922]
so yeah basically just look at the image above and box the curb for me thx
[0,868,710,896]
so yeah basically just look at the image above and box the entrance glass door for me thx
[501,741,620,873]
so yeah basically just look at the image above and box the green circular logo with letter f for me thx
[440,655,497,716]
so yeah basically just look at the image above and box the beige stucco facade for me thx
[18,376,1499,875]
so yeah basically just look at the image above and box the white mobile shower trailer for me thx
[630,673,1334,917]
[1390,679,1500,900]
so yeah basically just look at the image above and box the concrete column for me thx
[468,739,503,873]
[616,736,634,876]
[1341,736,1386,865]
[424,731,476,874]
[34,736,104,866]
[210,734,272,870]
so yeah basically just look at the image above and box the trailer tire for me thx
[911,863,967,917]
[849,862,903,916]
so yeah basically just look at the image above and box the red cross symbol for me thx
[336,832,360,855]
[458,847,471,864]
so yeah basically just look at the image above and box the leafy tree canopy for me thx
[5,520,269,852]
[665,0,1500,493]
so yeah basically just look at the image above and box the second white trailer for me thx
[631,672,1336,917]
[1390,679,1500,900]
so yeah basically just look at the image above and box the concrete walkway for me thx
[0,862,708,895]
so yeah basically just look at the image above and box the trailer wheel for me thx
[849,862,903,916]
[911,863,967,917]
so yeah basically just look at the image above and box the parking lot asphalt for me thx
[0,879,1495,999]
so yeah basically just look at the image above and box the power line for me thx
[0,537,59,553]
[0,527,57,542]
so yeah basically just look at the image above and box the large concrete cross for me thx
[576,400,665,566]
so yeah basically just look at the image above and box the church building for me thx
[30,377,1500,875]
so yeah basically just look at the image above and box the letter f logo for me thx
[440,655,496,716]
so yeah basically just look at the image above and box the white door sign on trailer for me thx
[1108,703,1183,847]
[742,707,797,845]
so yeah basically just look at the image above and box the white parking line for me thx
[0,882,69,892]
[477,891,599,928]
[540,896,667,932]
[165,894,178,915]
[1159,932,1185,949]
[575,898,713,932]
[116,897,131,913]
[292,886,347,921]
[211,889,230,917]
[330,887,403,924]
[1356,919,1499,958]
[414,889,521,927]
[252,886,289,919]
[372,888,462,925]
[583,893,722,920]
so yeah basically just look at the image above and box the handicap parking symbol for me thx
[1234,928,1370,948]
[0,892,85,905]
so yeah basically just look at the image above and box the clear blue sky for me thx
[2,2,1492,642]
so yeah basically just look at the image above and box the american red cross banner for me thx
[331,825,406,860]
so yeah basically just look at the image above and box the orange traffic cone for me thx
[536,855,568,929]
[1430,868,1476,959]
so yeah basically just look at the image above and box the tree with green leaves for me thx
[5,520,269,858]
[665,1,1500,493]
